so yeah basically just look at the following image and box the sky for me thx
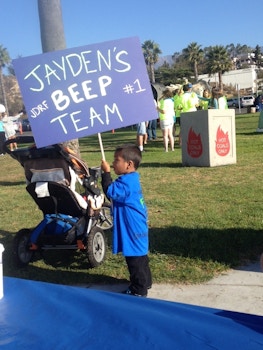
[1,0,262,62]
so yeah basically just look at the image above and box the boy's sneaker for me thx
[122,288,147,297]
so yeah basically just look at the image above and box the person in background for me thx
[198,89,211,110]
[101,144,152,297]
[146,118,157,141]
[157,88,175,152]
[143,121,149,145]
[147,84,159,141]
[136,121,147,152]
[181,83,199,112]
[254,94,263,112]
[173,87,184,145]
[180,84,199,147]
[0,114,6,156]
[172,89,178,137]
[210,87,228,109]
[2,112,17,151]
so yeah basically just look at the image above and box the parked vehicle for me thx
[21,119,31,131]
[227,98,239,108]
[240,95,255,107]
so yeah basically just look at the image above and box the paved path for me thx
[85,260,263,316]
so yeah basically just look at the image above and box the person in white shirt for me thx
[157,89,175,152]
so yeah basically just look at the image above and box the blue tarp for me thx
[0,277,262,349]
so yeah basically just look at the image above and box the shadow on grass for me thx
[1,224,263,285]
[140,162,183,168]
[149,226,263,267]
[237,131,263,136]
[1,228,128,286]
[0,181,25,186]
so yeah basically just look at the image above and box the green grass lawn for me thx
[1,112,263,286]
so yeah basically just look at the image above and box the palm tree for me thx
[142,40,162,83]
[205,45,233,91]
[182,42,203,82]
[38,0,80,155]
[0,45,11,114]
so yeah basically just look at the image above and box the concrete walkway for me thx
[85,260,263,316]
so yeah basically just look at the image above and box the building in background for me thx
[198,68,259,94]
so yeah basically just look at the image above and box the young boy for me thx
[101,144,152,297]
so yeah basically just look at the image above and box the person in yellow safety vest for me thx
[181,83,199,112]
[173,87,184,145]
[173,87,184,121]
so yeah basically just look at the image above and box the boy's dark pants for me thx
[125,255,152,296]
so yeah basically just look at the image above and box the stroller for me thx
[4,136,113,268]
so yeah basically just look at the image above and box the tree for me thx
[226,43,252,58]
[155,65,176,86]
[205,45,233,91]
[142,40,162,83]
[38,0,80,155]
[254,45,262,68]
[0,45,11,114]
[155,62,192,86]
[182,42,203,82]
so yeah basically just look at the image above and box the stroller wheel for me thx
[13,229,34,267]
[95,203,113,231]
[87,226,106,267]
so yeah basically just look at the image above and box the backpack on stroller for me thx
[4,136,112,268]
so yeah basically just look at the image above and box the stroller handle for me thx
[4,135,36,163]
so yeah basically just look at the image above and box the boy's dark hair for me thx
[115,144,142,169]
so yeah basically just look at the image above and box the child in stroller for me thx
[4,136,112,268]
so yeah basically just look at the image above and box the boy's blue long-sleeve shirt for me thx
[102,171,149,256]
